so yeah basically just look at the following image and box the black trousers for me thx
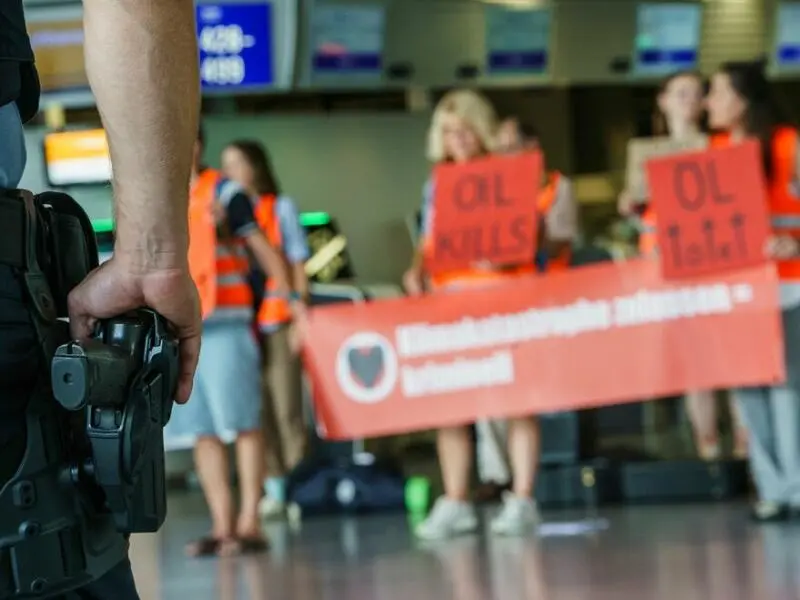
[0,265,139,600]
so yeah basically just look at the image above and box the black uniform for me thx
[1,3,139,598]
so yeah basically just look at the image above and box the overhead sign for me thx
[484,6,551,74]
[303,261,783,441]
[43,129,111,187]
[775,2,800,69]
[647,141,771,280]
[311,4,385,75]
[28,19,87,93]
[634,3,702,76]
[426,152,543,274]
[195,2,274,90]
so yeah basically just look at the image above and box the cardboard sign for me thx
[647,140,771,280]
[426,151,542,274]
[303,260,783,441]
[626,135,708,201]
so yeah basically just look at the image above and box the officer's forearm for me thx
[83,0,199,272]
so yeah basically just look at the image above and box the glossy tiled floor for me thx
[129,492,800,600]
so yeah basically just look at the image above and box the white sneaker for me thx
[259,496,286,521]
[414,497,478,541]
[490,492,540,536]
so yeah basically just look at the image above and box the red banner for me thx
[303,261,784,441]
[426,152,542,274]
[647,141,771,279]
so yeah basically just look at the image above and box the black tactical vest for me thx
[0,0,40,123]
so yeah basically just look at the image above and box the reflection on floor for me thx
[130,492,800,600]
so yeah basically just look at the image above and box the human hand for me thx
[765,235,800,260]
[211,201,226,224]
[472,260,498,271]
[617,189,636,217]
[67,257,202,404]
[403,268,424,296]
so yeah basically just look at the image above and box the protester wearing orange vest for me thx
[469,117,578,504]
[403,90,576,540]
[167,128,290,557]
[706,60,800,523]
[220,140,311,522]
[617,70,747,463]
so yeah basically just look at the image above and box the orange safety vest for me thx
[253,194,293,329]
[188,168,253,320]
[534,171,571,273]
[425,170,568,290]
[711,127,800,281]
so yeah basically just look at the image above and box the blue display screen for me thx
[310,5,385,75]
[634,4,701,76]
[776,3,800,68]
[487,51,548,72]
[196,2,274,90]
[484,6,551,75]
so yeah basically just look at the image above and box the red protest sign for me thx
[425,151,542,274]
[303,261,783,441]
[646,140,771,280]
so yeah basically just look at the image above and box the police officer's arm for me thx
[226,194,291,294]
[83,0,199,270]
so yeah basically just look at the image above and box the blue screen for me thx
[196,2,274,90]
[776,3,800,68]
[310,5,385,75]
[634,4,701,76]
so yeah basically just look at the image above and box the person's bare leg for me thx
[234,429,267,539]
[685,390,720,460]
[192,435,236,554]
[437,426,473,500]
[508,417,541,498]
[728,392,749,459]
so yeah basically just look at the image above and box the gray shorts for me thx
[0,102,26,189]
[165,321,262,447]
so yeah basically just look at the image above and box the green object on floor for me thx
[405,476,431,515]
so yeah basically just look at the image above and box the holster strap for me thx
[0,192,27,269]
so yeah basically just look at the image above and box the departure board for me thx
[775,2,800,70]
[196,1,275,91]
[484,6,551,74]
[310,4,386,75]
[633,3,702,76]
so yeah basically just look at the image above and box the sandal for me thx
[185,536,237,558]
[236,536,269,555]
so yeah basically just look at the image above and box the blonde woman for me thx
[403,90,541,539]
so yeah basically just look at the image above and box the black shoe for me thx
[751,501,790,523]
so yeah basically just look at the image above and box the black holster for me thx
[0,190,125,599]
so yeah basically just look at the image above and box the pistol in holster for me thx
[0,189,179,599]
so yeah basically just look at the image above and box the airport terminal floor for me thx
[130,492,800,600]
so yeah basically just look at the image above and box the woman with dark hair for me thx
[221,140,311,521]
[707,59,800,522]
[619,71,746,461]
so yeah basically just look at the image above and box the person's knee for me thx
[236,429,262,441]
[195,434,224,447]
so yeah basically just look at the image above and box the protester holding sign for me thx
[220,140,311,523]
[469,118,580,502]
[707,59,800,522]
[618,70,746,463]
[401,90,567,540]
[497,118,578,271]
